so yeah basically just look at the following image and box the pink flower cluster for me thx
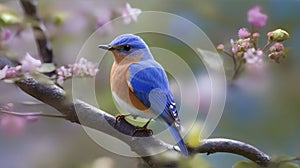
[230,28,264,64]
[0,53,42,80]
[268,43,286,63]
[216,6,289,79]
[56,58,99,85]
[244,48,264,64]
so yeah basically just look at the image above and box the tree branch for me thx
[12,73,270,166]
[20,0,53,63]
[192,138,271,167]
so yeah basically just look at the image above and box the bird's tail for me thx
[167,123,188,156]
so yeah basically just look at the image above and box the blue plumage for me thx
[110,34,147,50]
[128,61,180,122]
[129,61,187,155]
[99,34,188,156]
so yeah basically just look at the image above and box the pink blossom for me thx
[270,42,284,52]
[230,38,251,55]
[0,65,22,80]
[5,65,21,78]
[238,28,251,39]
[244,48,264,64]
[216,44,224,51]
[56,66,72,78]
[268,43,286,63]
[232,45,239,54]
[121,3,142,24]
[253,32,260,38]
[247,6,268,28]
[19,53,42,72]
[230,39,239,54]
[56,58,98,85]
[70,58,98,77]
[0,114,26,135]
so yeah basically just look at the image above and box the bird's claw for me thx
[132,127,153,136]
[132,119,153,136]
[114,114,131,127]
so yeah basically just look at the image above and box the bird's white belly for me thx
[112,92,156,119]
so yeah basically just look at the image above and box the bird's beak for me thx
[98,44,113,51]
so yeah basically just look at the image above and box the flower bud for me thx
[252,32,260,38]
[268,42,286,63]
[268,29,289,42]
[216,44,224,51]
[238,28,251,39]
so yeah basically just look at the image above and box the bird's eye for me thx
[123,44,131,51]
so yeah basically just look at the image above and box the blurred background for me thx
[0,0,299,167]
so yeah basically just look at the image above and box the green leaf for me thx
[30,72,56,86]
[52,13,67,26]
[179,154,212,168]
[279,162,300,168]
[185,122,204,148]
[0,12,20,26]
[36,63,56,73]
[233,161,258,168]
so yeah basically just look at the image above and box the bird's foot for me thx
[132,119,153,136]
[114,114,132,127]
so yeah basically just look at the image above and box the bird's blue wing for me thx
[128,61,188,156]
[128,61,179,123]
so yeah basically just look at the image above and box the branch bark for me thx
[192,138,271,167]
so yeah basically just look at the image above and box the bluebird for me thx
[99,34,188,156]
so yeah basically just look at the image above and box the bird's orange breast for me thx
[110,56,148,111]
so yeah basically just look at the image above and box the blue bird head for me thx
[99,34,153,61]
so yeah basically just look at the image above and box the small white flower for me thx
[20,53,42,72]
[244,48,264,64]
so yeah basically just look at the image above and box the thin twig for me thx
[232,59,244,80]
[0,109,67,119]
[222,49,238,73]
[20,0,53,63]
[262,40,274,53]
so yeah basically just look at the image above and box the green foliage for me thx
[52,13,67,26]
[0,11,20,26]
[233,161,258,168]
[278,163,300,168]
[185,122,204,148]
[36,63,56,73]
[233,156,300,168]
[179,154,212,168]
